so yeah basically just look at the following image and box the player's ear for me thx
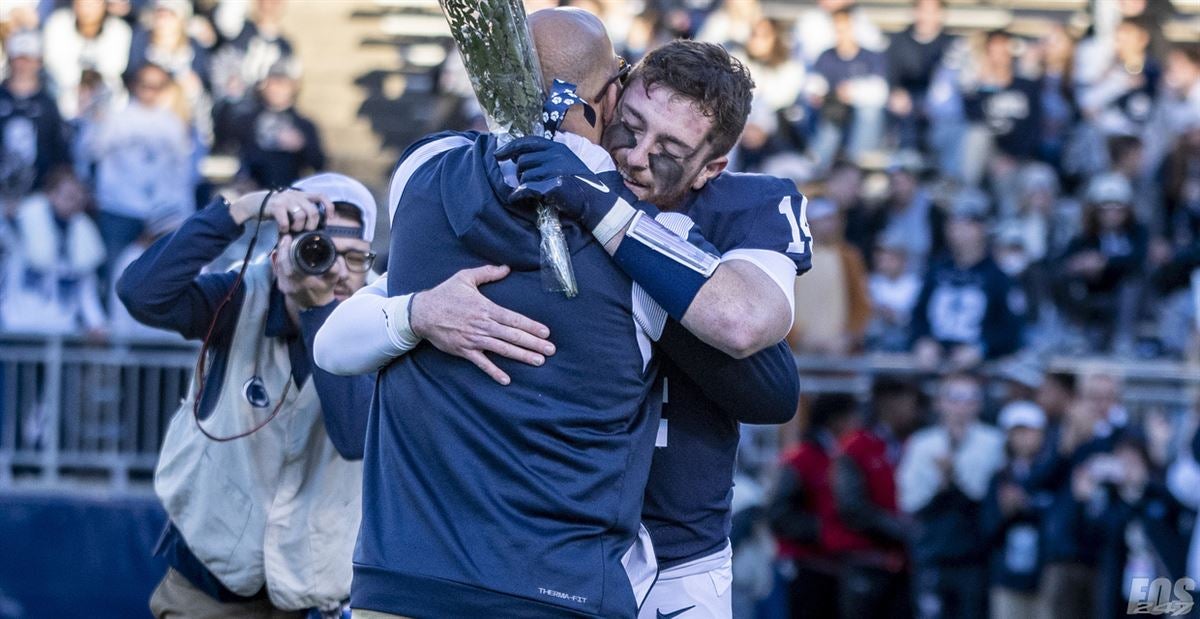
[600,82,619,127]
[692,155,728,190]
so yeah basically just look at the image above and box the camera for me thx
[291,203,338,275]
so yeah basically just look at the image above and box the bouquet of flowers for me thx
[439,0,579,297]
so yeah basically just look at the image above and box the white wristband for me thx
[591,197,638,246]
[382,293,421,352]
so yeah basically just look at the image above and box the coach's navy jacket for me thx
[355,132,664,618]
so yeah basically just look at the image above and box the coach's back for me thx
[351,132,660,618]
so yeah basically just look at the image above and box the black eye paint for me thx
[648,152,685,193]
[602,120,637,152]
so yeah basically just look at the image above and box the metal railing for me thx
[0,333,198,493]
[1,333,1197,493]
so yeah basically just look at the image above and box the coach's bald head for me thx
[528,7,621,143]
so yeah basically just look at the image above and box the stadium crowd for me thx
[1,0,1200,618]
[0,0,322,338]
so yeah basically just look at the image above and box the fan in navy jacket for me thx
[912,189,1024,368]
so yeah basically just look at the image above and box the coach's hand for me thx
[496,136,620,231]
[410,265,556,385]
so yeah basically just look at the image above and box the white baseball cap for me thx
[293,173,378,243]
[998,401,1046,431]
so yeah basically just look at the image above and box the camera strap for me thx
[191,189,291,442]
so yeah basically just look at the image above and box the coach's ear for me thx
[691,155,728,191]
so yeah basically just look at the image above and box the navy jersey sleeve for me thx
[687,175,812,275]
[657,319,799,425]
[116,198,247,340]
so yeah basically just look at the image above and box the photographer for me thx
[116,174,377,617]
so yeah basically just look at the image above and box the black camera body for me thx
[291,204,338,275]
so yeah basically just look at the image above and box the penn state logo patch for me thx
[243,377,271,408]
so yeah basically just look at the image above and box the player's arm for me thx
[657,319,798,424]
[314,266,555,385]
[497,137,801,358]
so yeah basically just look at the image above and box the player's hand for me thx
[229,189,332,235]
[410,265,556,385]
[495,136,620,230]
[275,234,338,310]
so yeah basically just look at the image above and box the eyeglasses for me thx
[592,56,631,104]
[337,249,376,273]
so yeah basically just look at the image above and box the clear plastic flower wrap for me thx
[438,0,579,297]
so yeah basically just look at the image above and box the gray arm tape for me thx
[625,210,721,276]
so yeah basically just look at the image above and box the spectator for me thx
[1029,370,1128,619]
[769,392,863,619]
[1002,161,1080,262]
[1077,434,1190,619]
[69,69,111,185]
[1078,17,1159,137]
[90,63,194,265]
[0,167,106,336]
[1152,228,1200,359]
[912,189,1024,370]
[1056,172,1148,353]
[1161,111,1200,247]
[789,197,871,355]
[992,222,1047,332]
[808,7,889,167]
[794,0,885,66]
[872,152,938,272]
[0,31,71,197]
[993,357,1044,410]
[127,0,213,148]
[1166,418,1200,603]
[898,372,1005,619]
[736,17,807,169]
[981,401,1050,619]
[129,0,210,84]
[210,0,294,147]
[960,30,1042,184]
[1036,370,1077,439]
[42,0,133,119]
[867,233,922,352]
[1031,23,1079,169]
[885,0,953,151]
[828,381,918,618]
[1160,43,1200,137]
[232,59,324,190]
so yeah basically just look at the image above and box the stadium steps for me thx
[277,1,405,186]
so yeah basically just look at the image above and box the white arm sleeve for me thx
[313,273,420,376]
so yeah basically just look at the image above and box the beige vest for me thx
[154,260,362,611]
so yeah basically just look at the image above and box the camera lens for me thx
[292,231,337,275]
